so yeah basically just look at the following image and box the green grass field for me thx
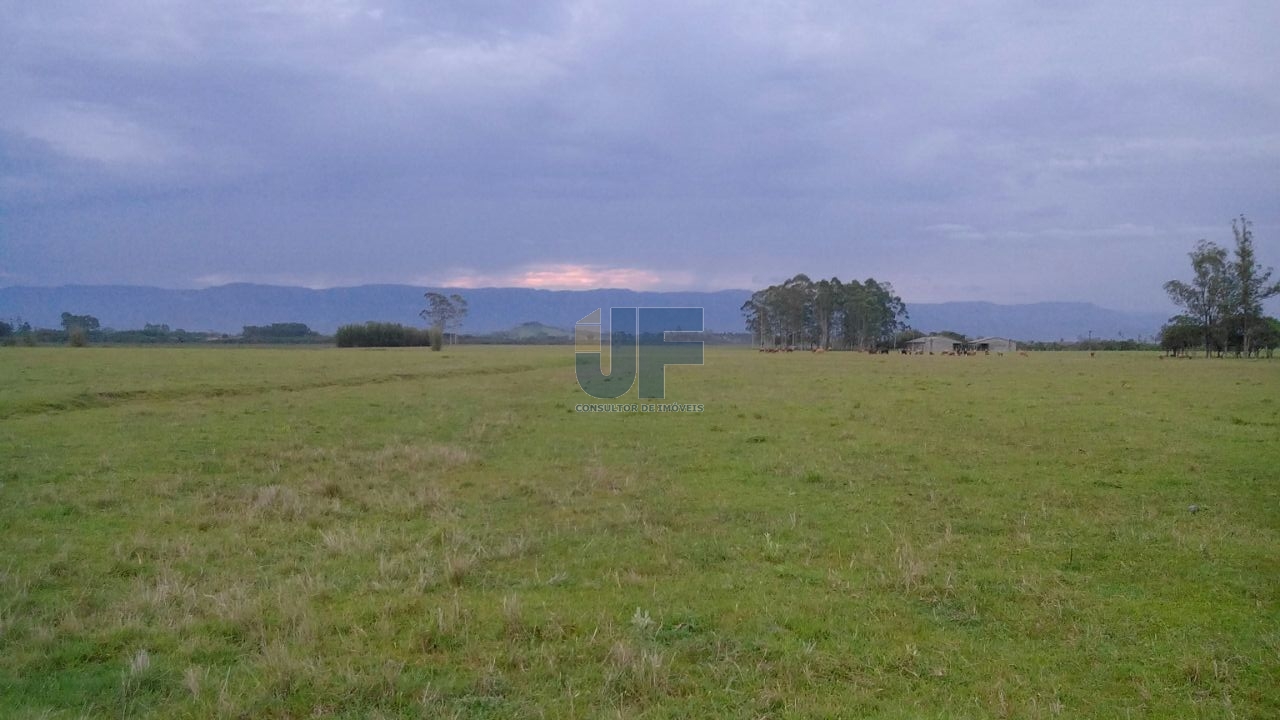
[1,346,1277,718]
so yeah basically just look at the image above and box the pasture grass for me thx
[0,346,1277,718]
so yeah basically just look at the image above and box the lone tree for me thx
[1164,240,1232,357]
[420,292,468,346]
[1228,215,1280,356]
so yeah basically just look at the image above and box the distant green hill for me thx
[471,320,570,343]
[491,322,572,341]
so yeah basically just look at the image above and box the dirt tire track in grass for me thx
[0,363,547,419]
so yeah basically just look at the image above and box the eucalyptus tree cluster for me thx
[741,274,908,350]
[1163,216,1280,357]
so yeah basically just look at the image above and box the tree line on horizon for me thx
[1162,215,1280,357]
[0,314,330,346]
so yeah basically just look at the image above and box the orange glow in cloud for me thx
[443,264,686,290]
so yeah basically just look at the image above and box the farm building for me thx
[968,336,1018,353]
[904,335,963,354]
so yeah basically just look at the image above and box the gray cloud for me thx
[2,0,1278,312]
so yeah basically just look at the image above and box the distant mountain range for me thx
[905,301,1167,342]
[0,284,1170,341]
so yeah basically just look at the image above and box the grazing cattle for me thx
[1018,351,1029,357]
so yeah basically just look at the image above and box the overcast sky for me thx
[2,1,1278,311]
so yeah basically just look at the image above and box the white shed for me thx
[904,335,963,354]
[968,336,1018,353]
